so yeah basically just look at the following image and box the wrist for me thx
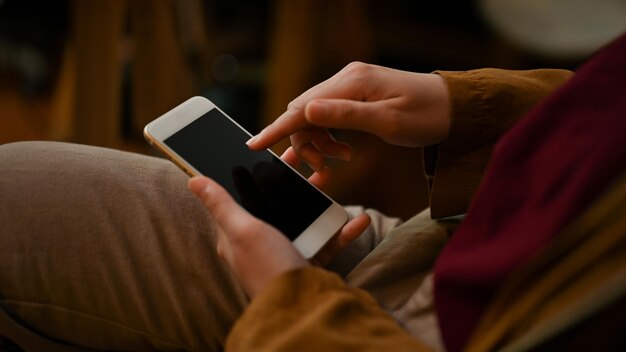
[427,73,452,145]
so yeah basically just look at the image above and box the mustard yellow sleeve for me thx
[425,68,574,218]
[225,267,432,352]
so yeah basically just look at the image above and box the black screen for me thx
[164,108,332,240]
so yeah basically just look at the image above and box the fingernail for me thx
[188,177,206,195]
[202,184,212,197]
[246,135,257,146]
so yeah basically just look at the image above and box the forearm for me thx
[425,68,574,218]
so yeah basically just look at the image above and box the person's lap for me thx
[0,141,247,350]
[0,141,403,351]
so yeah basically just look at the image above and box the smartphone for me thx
[144,96,348,258]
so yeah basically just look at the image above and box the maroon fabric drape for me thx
[434,33,626,352]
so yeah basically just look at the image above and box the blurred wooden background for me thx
[0,0,579,219]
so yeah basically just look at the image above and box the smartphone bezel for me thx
[144,96,347,258]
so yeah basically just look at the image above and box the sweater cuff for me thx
[426,69,573,218]
[226,267,431,351]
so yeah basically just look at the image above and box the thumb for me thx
[305,98,388,135]
[188,176,252,235]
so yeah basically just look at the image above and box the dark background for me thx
[1,0,620,219]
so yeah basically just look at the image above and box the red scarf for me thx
[434,32,626,352]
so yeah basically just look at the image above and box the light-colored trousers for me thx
[0,142,453,351]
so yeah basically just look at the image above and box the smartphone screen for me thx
[163,108,332,240]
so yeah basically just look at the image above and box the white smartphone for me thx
[144,96,348,258]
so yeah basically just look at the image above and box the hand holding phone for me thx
[188,175,309,297]
[144,97,350,259]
